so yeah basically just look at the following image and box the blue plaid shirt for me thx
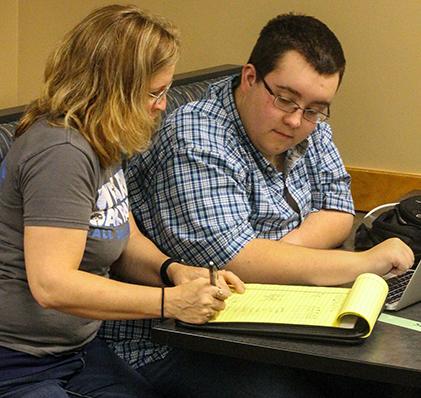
[100,76,354,368]
[128,75,354,265]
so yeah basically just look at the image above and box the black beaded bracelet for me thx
[160,258,178,286]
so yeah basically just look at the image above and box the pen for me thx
[209,261,218,286]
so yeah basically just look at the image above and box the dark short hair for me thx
[248,13,346,85]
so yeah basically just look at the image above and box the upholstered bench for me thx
[0,64,241,164]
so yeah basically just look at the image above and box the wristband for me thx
[160,258,178,286]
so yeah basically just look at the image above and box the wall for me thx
[1,0,420,176]
[0,0,18,108]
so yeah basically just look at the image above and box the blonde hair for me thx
[16,4,180,167]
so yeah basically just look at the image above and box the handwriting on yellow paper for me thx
[210,273,388,336]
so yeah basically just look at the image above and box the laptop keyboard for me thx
[386,270,414,304]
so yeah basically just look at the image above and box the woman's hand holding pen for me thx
[167,262,245,296]
[165,278,226,324]
[164,262,245,324]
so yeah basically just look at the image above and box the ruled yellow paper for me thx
[210,273,388,337]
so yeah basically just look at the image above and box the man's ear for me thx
[240,64,257,90]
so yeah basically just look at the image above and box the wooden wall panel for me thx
[347,167,421,211]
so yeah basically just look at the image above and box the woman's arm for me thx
[111,213,245,292]
[24,223,234,324]
[111,214,170,286]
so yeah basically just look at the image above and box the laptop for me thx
[384,259,421,311]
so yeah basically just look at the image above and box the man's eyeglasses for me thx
[148,82,172,105]
[260,76,330,123]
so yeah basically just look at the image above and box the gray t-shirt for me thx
[0,119,130,357]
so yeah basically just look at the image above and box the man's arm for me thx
[282,122,354,249]
[280,209,354,249]
[128,115,410,288]
[226,237,414,286]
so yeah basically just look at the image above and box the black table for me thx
[152,303,421,388]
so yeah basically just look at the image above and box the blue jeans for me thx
[0,338,157,398]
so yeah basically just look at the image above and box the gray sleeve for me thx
[20,143,97,229]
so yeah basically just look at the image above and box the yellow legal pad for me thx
[191,273,389,343]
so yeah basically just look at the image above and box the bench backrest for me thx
[0,65,241,163]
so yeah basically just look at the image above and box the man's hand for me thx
[362,238,415,276]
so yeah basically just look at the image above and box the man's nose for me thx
[282,108,303,129]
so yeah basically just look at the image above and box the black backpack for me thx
[354,195,421,265]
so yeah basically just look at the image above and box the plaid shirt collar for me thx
[207,75,310,176]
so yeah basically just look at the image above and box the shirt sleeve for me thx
[20,143,97,229]
[306,123,355,215]
[130,117,256,267]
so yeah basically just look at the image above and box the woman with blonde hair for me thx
[0,4,243,397]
